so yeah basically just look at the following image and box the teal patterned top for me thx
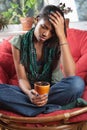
[10,29,63,86]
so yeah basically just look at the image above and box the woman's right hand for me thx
[28,89,48,106]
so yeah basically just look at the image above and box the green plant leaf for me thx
[26,0,36,8]
[10,2,19,9]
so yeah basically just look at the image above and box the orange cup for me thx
[34,81,50,95]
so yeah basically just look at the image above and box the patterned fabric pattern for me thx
[20,28,56,85]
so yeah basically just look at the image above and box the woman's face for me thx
[34,18,53,43]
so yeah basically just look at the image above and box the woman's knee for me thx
[68,76,85,96]
[48,76,85,104]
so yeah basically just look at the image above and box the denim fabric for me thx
[48,76,85,105]
[0,76,85,116]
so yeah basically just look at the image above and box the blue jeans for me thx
[0,76,85,116]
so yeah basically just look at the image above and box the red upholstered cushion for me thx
[0,39,18,85]
[67,28,87,100]
[0,107,87,127]
[67,28,87,83]
[0,52,16,78]
[0,66,9,84]
[0,39,12,54]
[9,74,19,86]
[82,85,87,100]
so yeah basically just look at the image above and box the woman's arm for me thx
[60,40,76,77]
[49,12,76,77]
[11,45,32,95]
[11,45,48,106]
[60,39,76,77]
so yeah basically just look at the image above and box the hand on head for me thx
[48,11,65,39]
[35,5,66,43]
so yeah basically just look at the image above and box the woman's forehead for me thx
[38,18,52,30]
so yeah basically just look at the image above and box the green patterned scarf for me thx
[20,28,56,86]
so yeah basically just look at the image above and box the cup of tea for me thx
[34,81,50,95]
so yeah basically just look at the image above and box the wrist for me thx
[60,43,68,46]
[24,89,31,95]
[59,35,67,43]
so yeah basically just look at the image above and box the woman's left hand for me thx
[49,11,66,42]
[29,89,48,106]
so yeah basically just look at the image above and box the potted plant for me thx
[57,3,73,28]
[0,14,8,30]
[2,0,40,31]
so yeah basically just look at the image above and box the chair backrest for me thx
[67,28,87,83]
[67,28,87,100]
[0,39,18,85]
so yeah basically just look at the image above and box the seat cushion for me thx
[0,40,18,85]
[0,39,12,54]
[0,107,87,127]
[67,28,87,101]
[0,52,16,78]
[0,66,9,84]
[67,28,87,84]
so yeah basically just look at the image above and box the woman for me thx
[0,5,85,116]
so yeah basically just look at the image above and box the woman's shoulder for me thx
[9,34,23,50]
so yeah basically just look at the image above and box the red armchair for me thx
[0,28,87,130]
